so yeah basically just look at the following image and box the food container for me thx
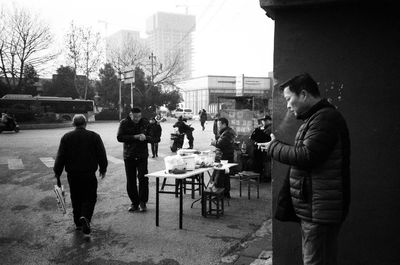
[181,155,196,171]
[164,155,186,172]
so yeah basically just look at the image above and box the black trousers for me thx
[186,131,194,148]
[200,120,206,130]
[124,157,149,206]
[150,143,159,156]
[67,173,97,226]
[253,149,271,181]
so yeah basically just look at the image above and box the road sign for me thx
[123,70,135,84]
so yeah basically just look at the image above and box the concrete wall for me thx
[260,2,400,265]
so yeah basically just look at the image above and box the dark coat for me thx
[251,124,271,143]
[267,99,350,224]
[216,126,236,161]
[149,122,162,143]
[213,119,219,138]
[117,116,152,159]
[200,111,207,122]
[54,127,108,176]
[173,120,192,134]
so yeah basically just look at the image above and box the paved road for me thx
[0,118,272,265]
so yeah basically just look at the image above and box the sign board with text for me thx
[220,109,256,136]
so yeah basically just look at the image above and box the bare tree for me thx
[106,34,149,76]
[145,51,184,87]
[65,21,81,96]
[65,23,102,99]
[0,6,57,92]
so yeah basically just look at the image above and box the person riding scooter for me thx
[0,112,20,133]
[173,116,194,149]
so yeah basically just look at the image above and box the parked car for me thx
[173,108,193,119]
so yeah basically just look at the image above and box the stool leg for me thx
[221,197,224,215]
[248,181,251,200]
[216,198,219,218]
[239,175,242,197]
[257,176,260,199]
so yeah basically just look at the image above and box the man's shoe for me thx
[128,205,139,212]
[79,217,91,235]
[75,226,82,231]
[152,155,155,158]
[139,202,147,212]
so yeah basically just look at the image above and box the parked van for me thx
[173,108,193,119]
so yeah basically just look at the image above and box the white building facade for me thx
[176,75,272,115]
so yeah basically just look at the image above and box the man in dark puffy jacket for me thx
[259,73,350,265]
[117,107,153,213]
[211,117,236,198]
[54,114,108,236]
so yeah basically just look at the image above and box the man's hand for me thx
[55,175,61,187]
[210,139,216,146]
[99,172,106,179]
[138,134,146,141]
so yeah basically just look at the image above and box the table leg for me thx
[179,179,183,229]
[156,177,159,226]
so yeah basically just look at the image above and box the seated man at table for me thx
[211,117,236,198]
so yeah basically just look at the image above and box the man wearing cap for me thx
[259,73,350,265]
[250,115,272,181]
[54,114,108,236]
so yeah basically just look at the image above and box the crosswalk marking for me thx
[1,155,125,171]
[39,157,55,168]
[107,155,124,164]
[8,158,24,170]
[0,156,17,165]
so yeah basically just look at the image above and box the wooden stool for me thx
[183,174,202,199]
[202,187,225,218]
[237,171,260,199]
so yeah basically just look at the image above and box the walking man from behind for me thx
[54,114,108,236]
[117,107,152,212]
[259,73,350,265]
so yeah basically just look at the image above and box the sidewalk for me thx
[221,219,273,265]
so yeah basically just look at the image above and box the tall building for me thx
[105,30,142,62]
[146,12,196,79]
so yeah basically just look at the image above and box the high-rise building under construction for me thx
[146,12,196,80]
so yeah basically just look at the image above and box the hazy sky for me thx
[1,0,274,78]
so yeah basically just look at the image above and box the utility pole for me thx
[118,70,122,120]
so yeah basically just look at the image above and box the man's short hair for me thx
[218,117,229,126]
[131,107,141,114]
[73,114,87,127]
[279,73,320,97]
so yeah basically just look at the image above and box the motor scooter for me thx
[0,116,20,133]
[170,130,184,152]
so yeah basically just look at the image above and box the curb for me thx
[19,122,73,130]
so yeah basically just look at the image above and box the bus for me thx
[0,94,95,122]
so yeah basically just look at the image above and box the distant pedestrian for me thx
[149,117,162,158]
[259,73,351,265]
[117,107,153,213]
[54,114,108,236]
[199,109,207,131]
[213,113,220,140]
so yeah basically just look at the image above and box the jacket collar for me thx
[297,99,335,120]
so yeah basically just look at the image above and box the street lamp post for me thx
[118,71,122,120]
